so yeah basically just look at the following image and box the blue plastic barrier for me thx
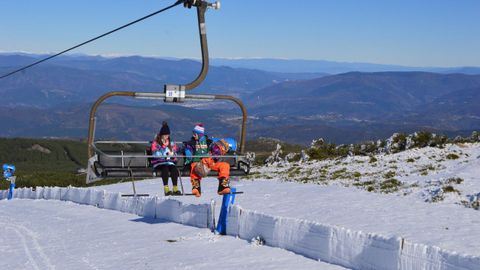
[3,164,16,200]
[216,187,237,235]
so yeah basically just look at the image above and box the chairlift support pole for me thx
[184,0,210,91]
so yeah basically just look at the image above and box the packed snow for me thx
[1,142,480,269]
[0,199,344,270]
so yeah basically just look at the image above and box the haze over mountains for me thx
[1,53,480,144]
[211,58,480,75]
[0,54,325,107]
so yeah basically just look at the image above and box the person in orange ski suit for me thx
[188,124,231,197]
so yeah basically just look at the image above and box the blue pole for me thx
[3,164,16,200]
[7,181,15,200]
[216,187,236,235]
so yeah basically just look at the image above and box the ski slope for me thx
[1,143,480,269]
[98,178,480,269]
[0,199,344,270]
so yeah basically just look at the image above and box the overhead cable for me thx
[0,0,184,80]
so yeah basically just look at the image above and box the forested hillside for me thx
[0,138,87,189]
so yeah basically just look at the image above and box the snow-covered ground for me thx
[0,199,345,270]
[96,178,480,267]
[256,142,480,209]
[1,142,480,269]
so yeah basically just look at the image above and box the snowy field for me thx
[1,143,480,269]
[96,179,480,267]
[256,142,480,208]
[0,199,345,270]
[100,178,480,255]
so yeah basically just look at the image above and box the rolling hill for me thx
[1,54,480,144]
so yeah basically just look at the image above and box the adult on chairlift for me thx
[186,124,231,197]
[151,121,181,196]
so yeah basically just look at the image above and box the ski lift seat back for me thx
[97,151,149,168]
[89,139,249,182]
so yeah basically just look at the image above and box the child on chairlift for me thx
[186,123,231,197]
[151,121,181,196]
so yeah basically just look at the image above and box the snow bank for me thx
[226,206,480,270]
[4,187,479,269]
[7,187,213,230]
[155,198,212,228]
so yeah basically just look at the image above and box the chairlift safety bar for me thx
[91,141,245,159]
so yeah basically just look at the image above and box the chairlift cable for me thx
[0,0,184,80]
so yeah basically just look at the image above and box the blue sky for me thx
[0,0,479,67]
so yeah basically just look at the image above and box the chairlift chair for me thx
[86,0,251,185]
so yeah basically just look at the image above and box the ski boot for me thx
[191,179,201,197]
[164,185,172,196]
[172,185,182,196]
[217,177,231,195]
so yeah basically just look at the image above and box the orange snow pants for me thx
[190,157,230,181]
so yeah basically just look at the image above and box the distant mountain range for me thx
[243,72,480,143]
[211,58,480,74]
[247,72,480,117]
[0,54,326,108]
[1,53,479,144]
[4,52,480,74]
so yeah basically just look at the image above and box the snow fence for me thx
[226,206,480,270]
[1,187,213,229]
[2,187,479,269]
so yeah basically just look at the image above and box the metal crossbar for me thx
[92,143,245,159]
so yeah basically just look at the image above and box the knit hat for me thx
[192,123,205,135]
[159,121,170,136]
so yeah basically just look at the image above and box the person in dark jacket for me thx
[151,122,181,196]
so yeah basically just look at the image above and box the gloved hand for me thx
[184,148,193,165]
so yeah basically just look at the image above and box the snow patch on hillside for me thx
[254,142,480,210]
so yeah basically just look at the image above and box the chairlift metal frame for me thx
[86,0,250,185]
